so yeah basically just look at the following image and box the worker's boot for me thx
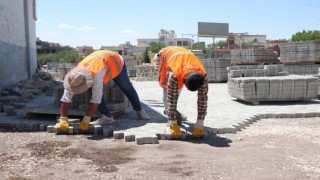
[90,114,115,125]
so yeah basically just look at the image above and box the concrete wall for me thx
[0,0,37,92]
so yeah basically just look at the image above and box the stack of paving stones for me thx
[55,80,130,111]
[231,49,279,64]
[200,58,231,82]
[228,64,289,78]
[279,41,320,63]
[283,64,319,75]
[228,75,319,104]
[135,64,158,81]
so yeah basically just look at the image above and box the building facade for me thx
[137,29,193,48]
[101,42,147,71]
[0,0,37,91]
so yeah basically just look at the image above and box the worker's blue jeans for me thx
[98,63,142,117]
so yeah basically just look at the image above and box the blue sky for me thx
[36,0,320,49]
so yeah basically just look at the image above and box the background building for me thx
[36,38,61,55]
[101,41,147,72]
[137,29,193,48]
[0,0,37,92]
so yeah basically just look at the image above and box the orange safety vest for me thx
[77,50,123,84]
[159,46,206,90]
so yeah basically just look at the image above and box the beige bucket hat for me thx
[63,67,93,94]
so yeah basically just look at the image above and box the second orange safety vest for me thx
[158,46,206,90]
[77,50,123,84]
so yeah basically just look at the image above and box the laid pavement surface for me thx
[0,81,320,144]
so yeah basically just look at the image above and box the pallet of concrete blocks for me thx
[228,78,256,101]
[201,58,231,82]
[231,49,279,64]
[55,80,129,111]
[264,64,284,76]
[280,41,320,63]
[228,75,319,104]
[135,64,157,82]
[283,64,319,75]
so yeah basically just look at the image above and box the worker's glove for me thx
[168,120,181,138]
[59,117,69,132]
[79,116,91,132]
[193,120,204,138]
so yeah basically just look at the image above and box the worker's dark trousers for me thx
[98,63,142,117]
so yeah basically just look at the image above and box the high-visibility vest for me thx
[77,50,123,84]
[159,46,206,90]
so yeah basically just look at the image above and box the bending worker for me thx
[59,50,150,132]
[154,46,208,138]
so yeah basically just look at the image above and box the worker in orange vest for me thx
[154,46,208,138]
[59,50,150,132]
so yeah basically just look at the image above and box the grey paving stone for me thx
[124,131,135,142]
[103,127,114,137]
[13,103,26,109]
[136,133,158,145]
[40,124,48,131]
[47,125,55,133]
[0,122,15,130]
[113,130,125,139]
[68,126,74,134]
[94,125,103,136]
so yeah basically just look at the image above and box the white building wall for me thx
[0,0,37,91]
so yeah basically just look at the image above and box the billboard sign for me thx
[198,22,229,36]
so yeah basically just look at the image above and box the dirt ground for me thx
[0,117,320,180]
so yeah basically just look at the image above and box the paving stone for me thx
[0,122,15,130]
[124,131,135,142]
[13,103,26,109]
[68,126,74,134]
[47,125,55,133]
[113,130,125,139]
[136,133,158,145]
[211,128,218,134]
[33,124,40,131]
[94,125,103,136]
[103,127,114,137]
[295,113,304,118]
[0,103,3,112]
[305,112,317,118]
[53,123,60,134]
[74,124,80,134]
[40,124,48,131]
[6,109,17,116]
[232,123,243,131]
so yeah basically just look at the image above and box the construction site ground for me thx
[0,81,320,179]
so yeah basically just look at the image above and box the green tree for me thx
[84,49,94,56]
[291,30,320,42]
[37,48,79,67]
[148,42,166,53]
[144,49,150,63]
[215,40,227,48]
[191,42,206,51]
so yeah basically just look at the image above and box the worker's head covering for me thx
[63,67,93,94]
[184,72,204,91]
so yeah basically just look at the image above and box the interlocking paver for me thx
[1,81,320,145]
